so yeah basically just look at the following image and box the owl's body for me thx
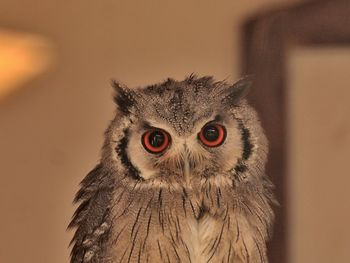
[69,75,275,263]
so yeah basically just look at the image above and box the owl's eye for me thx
[142,129,171,154]
[198,124,226,147]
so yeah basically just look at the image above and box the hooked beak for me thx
[182,145,191,184]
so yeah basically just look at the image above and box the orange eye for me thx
[142,129,170,154]
[198,124,226,147]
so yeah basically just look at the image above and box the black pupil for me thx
[149,131,165,147]
[203,126,219,141]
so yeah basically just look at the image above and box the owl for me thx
[69,75,275,263]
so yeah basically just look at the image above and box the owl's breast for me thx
[106,177,263,263]
[182,214,217,262]
[182,213,236,263]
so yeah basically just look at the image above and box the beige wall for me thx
[288,47,350,263]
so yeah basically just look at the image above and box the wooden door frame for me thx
[241,0,350,262]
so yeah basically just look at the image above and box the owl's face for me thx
[125,109,243,181]
[103,75,261,185]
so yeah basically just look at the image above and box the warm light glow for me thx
[0,30,53,99]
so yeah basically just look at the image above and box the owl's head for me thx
[102,75,267,186]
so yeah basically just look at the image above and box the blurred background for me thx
[0,0,349,262]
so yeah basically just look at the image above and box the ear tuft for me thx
[111,80,136,114]
[224,76,253,105]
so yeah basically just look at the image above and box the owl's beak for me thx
[182,145,191,184]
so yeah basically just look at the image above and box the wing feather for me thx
[68,164,114,263]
